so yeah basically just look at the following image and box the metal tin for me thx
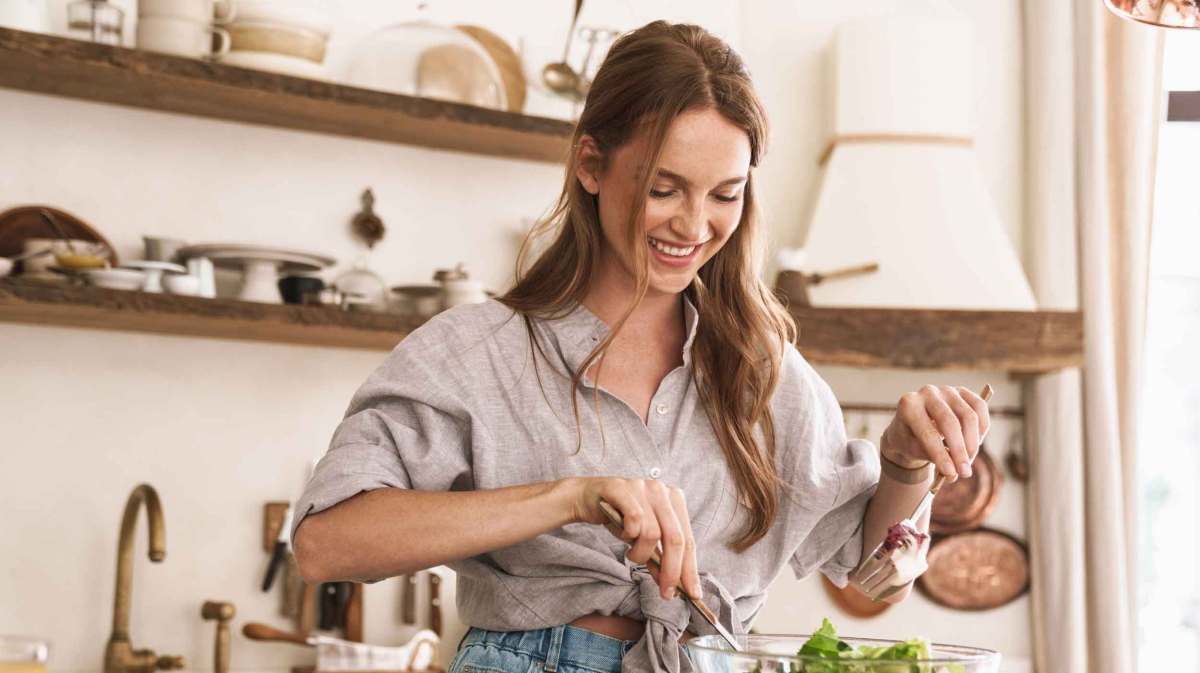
[918,527,1030,610]
[930,447,1002,535]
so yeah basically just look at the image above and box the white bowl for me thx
[163,273,202,296]
[23,238,107,275]
[0,257,12,278]
[227,21,328,62]
[84,268,147,291]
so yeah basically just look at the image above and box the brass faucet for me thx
[104,484,186,673]
[201,601,236,673]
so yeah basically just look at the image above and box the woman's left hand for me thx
[880,385,992,481]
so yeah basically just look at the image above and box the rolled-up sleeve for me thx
[779,346,881,587]
[797,436,879,587]
[290,324,475,547]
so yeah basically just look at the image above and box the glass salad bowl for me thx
[685,634,1001,673]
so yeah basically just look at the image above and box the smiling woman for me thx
[291,19,988,673]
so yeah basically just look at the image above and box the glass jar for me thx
[0,636,50,673]
[67,0,124,45]
[333,254,388,312]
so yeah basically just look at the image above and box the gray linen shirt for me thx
[292,298,879,673]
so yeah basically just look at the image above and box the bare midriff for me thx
[569,613,691,644]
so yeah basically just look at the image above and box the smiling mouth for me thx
[647,236,704,258]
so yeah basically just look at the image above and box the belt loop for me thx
[543,625,565,672]
[455,627,473,653]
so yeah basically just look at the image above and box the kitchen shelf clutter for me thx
[0,278,417,351]
[0,279,1084,372]
[0,27,575,163]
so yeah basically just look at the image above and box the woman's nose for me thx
[670,199,708,241]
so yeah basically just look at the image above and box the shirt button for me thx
[649,467,662,479]
[655,403,669,415]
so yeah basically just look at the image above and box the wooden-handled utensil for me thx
[597,501,742,652]
[244,622,437,672]
[851,384,994,601]
[344,583,363,642]
[243,622,310,646]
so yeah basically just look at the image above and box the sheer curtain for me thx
[1020,2,1163,672]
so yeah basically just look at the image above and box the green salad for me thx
[786,618,964,673]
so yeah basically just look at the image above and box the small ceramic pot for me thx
[278,275,325,305]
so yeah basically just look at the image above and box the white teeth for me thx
[648,237,696,258]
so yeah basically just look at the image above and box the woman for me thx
[292,20,989,673]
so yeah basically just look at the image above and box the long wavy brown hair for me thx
[497,21,796,551]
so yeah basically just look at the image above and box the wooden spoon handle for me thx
[241,622,310,646]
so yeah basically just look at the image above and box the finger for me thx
[920,385,967,480]
[957,386,992,443]
[627,489,662,567]
[940,385,980,477]
[669,487,702,601]
[898,393,956,479]
[648,482,684,599]
[600,481,644,541]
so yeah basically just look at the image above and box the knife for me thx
[597,501,742,652]
[262,506,294,592]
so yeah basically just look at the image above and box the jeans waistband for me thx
[460,625,634,672]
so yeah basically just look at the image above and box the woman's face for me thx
[577,107,752,297]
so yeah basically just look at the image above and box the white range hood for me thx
[802,8,1037,311]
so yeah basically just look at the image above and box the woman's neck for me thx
[581,254,683,341]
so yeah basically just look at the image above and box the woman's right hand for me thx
[567,477,701,602]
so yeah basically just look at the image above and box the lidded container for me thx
[434,263,487,309]
[343,1,507,109]
[67,0,123,45]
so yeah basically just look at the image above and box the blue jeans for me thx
[448,625,635,673]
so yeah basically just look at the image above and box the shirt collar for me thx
[539,295,700,381]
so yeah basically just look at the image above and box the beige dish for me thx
[228,22,326,63]
[220,50,328,79]
[455,24,526,113]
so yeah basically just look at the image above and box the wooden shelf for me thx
[0,27,575,163]
[789,305,1083,373]
[1,279,1084,372]
[0,279,416,351]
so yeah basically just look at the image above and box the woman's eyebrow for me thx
[656,168,748,188]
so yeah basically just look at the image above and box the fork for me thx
[850,384,993,601]
[597,500,743,652]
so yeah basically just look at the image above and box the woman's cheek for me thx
[713,208,742,244]
[641,201,675,233]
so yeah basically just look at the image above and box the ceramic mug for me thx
[137,16,230,59]
[139,0,236,25]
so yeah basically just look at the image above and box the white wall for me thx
[1,1,1031,672]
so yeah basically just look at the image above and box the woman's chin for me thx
[647,269,696,296]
